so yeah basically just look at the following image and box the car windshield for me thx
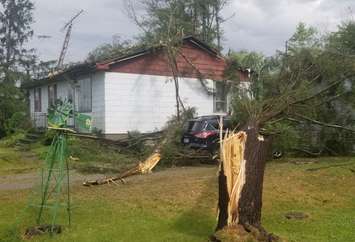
[185,120,206,132]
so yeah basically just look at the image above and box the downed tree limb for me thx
[82,152,161,186]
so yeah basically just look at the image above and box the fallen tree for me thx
[213,22,355,241]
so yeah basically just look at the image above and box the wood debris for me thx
[83,153,161,186]
[220,131,247,225]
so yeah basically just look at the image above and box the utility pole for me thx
[57,10,84,69]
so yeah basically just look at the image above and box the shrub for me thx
[4,112,31,136]
[160,107,196,166]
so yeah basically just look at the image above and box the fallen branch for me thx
[293,113,355,133]
[83,152,161,186]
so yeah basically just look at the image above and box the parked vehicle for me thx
[181,115,232,153]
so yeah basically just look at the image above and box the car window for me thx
[205,122,218,131]
[208,120,219,130]
[206,118,232,130]
[191,121,208,132]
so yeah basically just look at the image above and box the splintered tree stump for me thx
[215,122,278,241]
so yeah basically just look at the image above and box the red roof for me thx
[24,36,249,88]
[94,36,224,80]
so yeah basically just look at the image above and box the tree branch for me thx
[293,113,355,133]
[261,78,345,123]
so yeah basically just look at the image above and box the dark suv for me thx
[181,115,232,152]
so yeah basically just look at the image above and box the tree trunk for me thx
[237,124,270,227]
[215,121,276,241]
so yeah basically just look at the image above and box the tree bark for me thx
[237,124,271,227]
[216,121,273,239]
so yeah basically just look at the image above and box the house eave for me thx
[22,63,97,89]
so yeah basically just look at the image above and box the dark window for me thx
[78,78,92,112]
[34,87,42,112]
[48,84,57,107]
[214,81,227,112]
[208,120,220,130]
[206,119,232,130]
[67,83,74,102]
[191,121,207,132]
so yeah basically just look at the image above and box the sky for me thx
[29,0,355,63]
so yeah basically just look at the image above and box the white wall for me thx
[28,72,249,133]
[91,72,105,132]
[104,72,215,134]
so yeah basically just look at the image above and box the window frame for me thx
[34,87,42,112]
[77,77,92,113]
[213,81,227,113]
[48,84,57,108]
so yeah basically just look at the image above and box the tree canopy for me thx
[0,0,35,137]
[228,21,355,155]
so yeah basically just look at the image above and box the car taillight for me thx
[194,131,216,139]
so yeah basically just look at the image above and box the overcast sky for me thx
[29,0,355,63]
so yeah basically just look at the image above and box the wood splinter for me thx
[83,153,161,186]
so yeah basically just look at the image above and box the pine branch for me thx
[293,113,355,133]
[261,78,345,123]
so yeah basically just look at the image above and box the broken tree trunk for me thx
[82,152,161,186]
[215,122,277,241]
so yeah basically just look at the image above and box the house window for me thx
[67,84,74,103]
[48,84,57,107]
[214,81,227,112]
[34,87,42,112]
[78,78,92,112]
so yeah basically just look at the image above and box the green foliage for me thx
[288,22,320,53]
[0,0,35,82]
[0,83,28,137]
[67,137,138,174]
[127,130,146,154]
[228,21,355,155]
[4,111,30,135]
[0,0,35,138]
[41,129,56,146]
[226,50,268,101]
[87,37,133,62]
[129,0,229,49]
[265,122,300,154]
[160,107,196,165]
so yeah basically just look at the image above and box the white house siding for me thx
[28,72,105,131]
[91,72,105,132]
[104,72,215,134]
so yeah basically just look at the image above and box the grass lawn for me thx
[0,146,355,241]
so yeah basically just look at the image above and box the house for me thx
[24,36,250,139]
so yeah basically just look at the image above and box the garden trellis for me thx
[31,100,91,234]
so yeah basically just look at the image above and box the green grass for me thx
[263,157,355,242]
[0,147,41,174]
[0,135,141,175]
[0,154,355,241]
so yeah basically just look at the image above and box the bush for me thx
[265,122,300,155]
[41,129,57,146]
[127,130,146,154]
[4,112,31,136]
[159,107,196,166]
